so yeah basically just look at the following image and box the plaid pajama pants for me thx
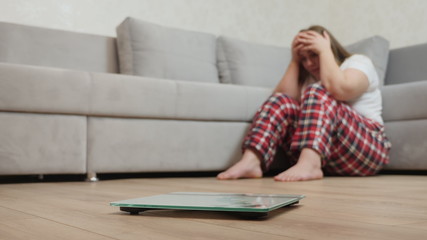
[243,83,391,176]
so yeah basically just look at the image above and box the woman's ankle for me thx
[298,148,322,168]
[217,149,263,180]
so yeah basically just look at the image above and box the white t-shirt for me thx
[340,54,383,124]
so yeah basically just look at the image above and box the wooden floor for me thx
[0,175,426,240]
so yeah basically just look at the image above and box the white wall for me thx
[328,0,427,49]
[0,0,425,49]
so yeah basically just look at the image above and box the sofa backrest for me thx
[217,34,390,89]
[0,21,118,73]
[385,42,427,85]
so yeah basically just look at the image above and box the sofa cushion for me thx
[346,35,390,86]
[174,80,271,121]
[116,17,218,83]
[89,73,178,118]
[217,36,291,88]
[0,61,270,122]
[382,81,427,121]
[0,21,118,73]
[217,35,389,88]
[89,72,271,121]
[385,43,427,85]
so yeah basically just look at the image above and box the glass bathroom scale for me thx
[111,192,305,218]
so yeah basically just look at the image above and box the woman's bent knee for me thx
[269,92,299,107]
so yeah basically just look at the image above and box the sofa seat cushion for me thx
[382,80,427,121]
[89,72,272,121]
[0,63,91,114]
[0,62,271,121]
[116,17,218,83]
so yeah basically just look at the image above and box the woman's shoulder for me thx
[346,54,373,63]
[341,54,375,70]
[342,54,379,87]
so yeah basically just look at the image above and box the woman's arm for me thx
[273,60,301,100]
[318,48,369,101]
[273,35,303,100]
[300,31,369,101]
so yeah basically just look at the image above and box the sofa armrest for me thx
[385,42,427,85]
[382,80,427,121]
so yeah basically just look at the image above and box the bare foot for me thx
[274,148,323,182]
[217,149,263,180]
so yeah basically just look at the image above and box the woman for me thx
[217,25,391,182]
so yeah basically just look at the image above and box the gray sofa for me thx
[0,18,426,180]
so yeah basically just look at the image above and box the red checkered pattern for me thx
[243,83,391,176]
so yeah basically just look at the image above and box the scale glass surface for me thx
[111,192,305,218]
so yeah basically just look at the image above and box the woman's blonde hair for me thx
[298,25,352,86]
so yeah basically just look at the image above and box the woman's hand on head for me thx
[291,34,304,63]
[298,30,331,55]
